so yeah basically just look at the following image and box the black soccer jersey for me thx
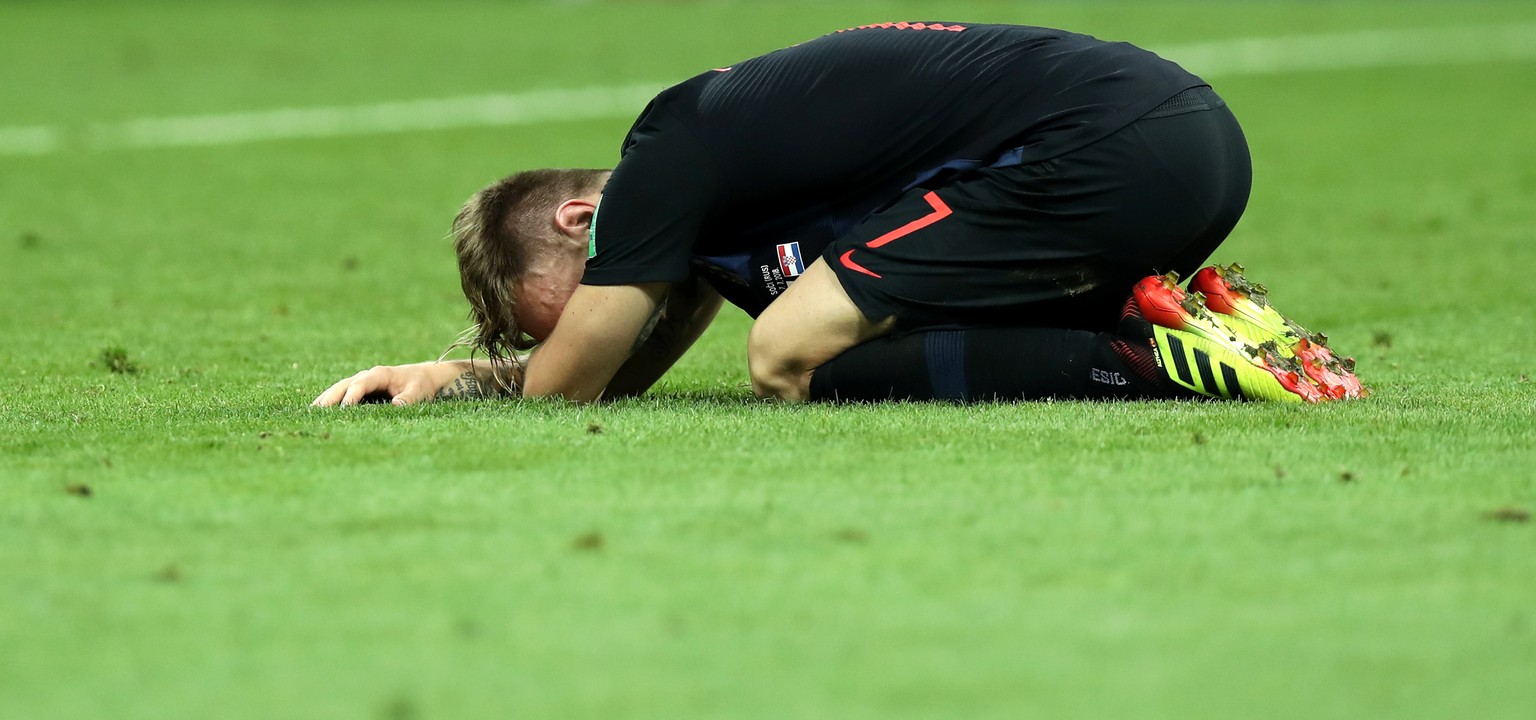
[584,22,1204,315]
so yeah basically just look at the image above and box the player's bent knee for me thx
[747,324,809,402]
[749,364,807,402]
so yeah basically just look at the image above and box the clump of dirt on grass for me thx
[380,695,419,720]
[1483,507,1530,524]
[833,528,869,544]
[571,530,605,551]
[99,346,140,374]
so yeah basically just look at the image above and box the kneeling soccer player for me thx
[313,21,1365,407]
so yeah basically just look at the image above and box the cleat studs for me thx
[1284,319,1314,339]
[1179,293,1205,316]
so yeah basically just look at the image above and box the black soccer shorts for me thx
[824,86,1252,333]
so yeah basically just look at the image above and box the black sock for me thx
[807,327,1174,402]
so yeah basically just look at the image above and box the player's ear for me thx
[553,198,597,240]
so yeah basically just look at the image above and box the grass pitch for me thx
[3,2,1535,719]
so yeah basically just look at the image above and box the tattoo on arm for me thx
[631,302,667,354]
[435,370,488,400]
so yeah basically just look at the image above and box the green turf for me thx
[3,2,1535,718]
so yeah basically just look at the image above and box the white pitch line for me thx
[3,23,1534,157]
[0,126,64,156]
[1162,23,1536,78]
[86,82,666,150]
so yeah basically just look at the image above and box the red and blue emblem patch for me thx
[776,242,805,278]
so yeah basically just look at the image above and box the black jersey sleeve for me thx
[582,100,727,286]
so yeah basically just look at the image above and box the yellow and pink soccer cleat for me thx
[1189,264,1368,400]
[1125,270,1367,403]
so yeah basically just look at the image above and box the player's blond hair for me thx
[450,168,608,368]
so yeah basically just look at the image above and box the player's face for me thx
[515,187,604,342]
[512,254,585,342]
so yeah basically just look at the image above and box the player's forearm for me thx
[433,357,524,400]
[522,283,669,402]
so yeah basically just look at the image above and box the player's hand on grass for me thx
[311,360,507,407]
